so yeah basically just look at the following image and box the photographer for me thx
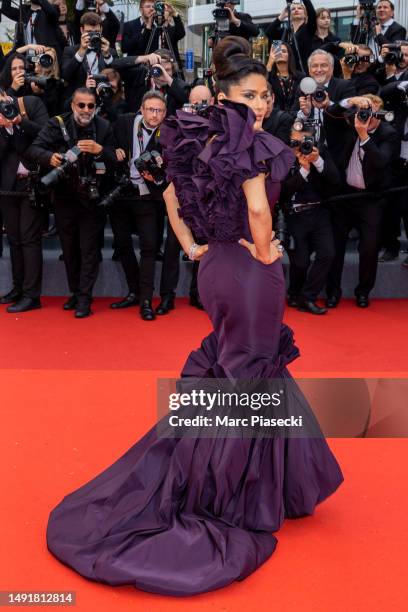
[325,94,399,308]
[16,44,64,115]
[62,11,117,103]
[74,0,120,49]
[1,0,62,56]
[0,88,48,313]
[377,42,408,84]
[121,1,185,69]
[86,68,128,123]
[209,2,258,47]
[352,1,406,48]
[109,91,167,321]
[280,121,340,314]
[340,44,380,95]
[379,76,408,262]
[0,54,32,98]
[265,0,317,73]
[28,87,116,318]
[112,48,190,116]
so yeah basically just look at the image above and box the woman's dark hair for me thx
[0,53,26,90]
[212,36,267,94]
[269,43,298,78]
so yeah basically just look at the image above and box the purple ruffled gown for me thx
[46,102,344,596]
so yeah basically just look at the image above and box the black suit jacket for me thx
[1,0,61,51]
[73,8,120,48]
[27,112,116,171]
[121,16,185,67]
[228,12,259,41]
[339,121,399,191]
[351,20,407,46]
[113,112,167,199]
[0,95,49,190]
[263,109,293,145]
[381,77,408,139]
[61,44,118,101]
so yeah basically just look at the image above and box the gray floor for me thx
[1,227,407,298]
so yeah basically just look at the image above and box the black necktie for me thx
[142,124,153,135]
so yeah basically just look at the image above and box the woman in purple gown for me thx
[46,37,343,597]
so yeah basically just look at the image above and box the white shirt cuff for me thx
[75,52,84,63]
[340,98,352,108]
[300,167,310,180]
[313,156,325,173]
[360,137,370,146]
[75,0,85,10]
[104,55,113,65]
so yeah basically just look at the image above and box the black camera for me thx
[154,1,165,15]
[0,99,19,120]
[182,101,210,116]
[312,87,327,103]
[356,108,395,122]
[25,75,49,89]
[344,54,373,67]
[135,150,166,185]
[88,31,102,53]
[84,0,97,11]
[203,68,214,78]
[99,174,131,208]
[40,146,82,188]
[384,49,404,65]
[360,0,375,8]
[93,74,114,100]
[148,65,164,79]
[289,136,315,155]
[26,50,54,69]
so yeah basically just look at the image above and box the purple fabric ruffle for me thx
[161,101,295,243]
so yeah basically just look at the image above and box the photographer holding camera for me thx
[280,120,340,315]
[1,0,63,56]
[209,2,258,47]
[340,43,380,95]
[62,11,117,104]
[121,1,185,69]
[74,0,120,49]
[325,94,399,308]
[378,41,408,83]
[108,91,167,321]
[0,53,32,98]
[112,48,189,116]
[0,88,48,313]
[28,87,116,318]
[352,1,406,48]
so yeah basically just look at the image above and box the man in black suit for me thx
[1,0,62,55]
[121,1,185,70]
[0,89,49,312]
[296,50,357,160]
[325,94,400,308]
[74,0,120,48]
[263,85,293,145]
[379,74,408,262]
[352,1,406,46]
[209,3,258,47]
[112,48,190,116]
[28,87,116,318]
[62,11,117,103]
[109,91,167,321]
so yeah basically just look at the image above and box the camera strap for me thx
[55,115,71,146]
[17,98,27,119]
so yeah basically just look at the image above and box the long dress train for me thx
[46,102,344,596]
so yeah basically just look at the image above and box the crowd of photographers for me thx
[0,0,407,319]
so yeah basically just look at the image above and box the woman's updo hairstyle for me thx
[212,36,267,95]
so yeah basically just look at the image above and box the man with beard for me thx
[28,87,116,318]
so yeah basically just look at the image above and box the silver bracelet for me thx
[188,243,199,261]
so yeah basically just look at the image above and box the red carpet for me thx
[1,298,407,611]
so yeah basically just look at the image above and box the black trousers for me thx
[159,220,200,298]
[286,207,335,301]
[326,196,384,299]
[0,178,43,298]
[54,196,104,303]
[0,209,3,256]
[381,161,408,254]
[110,197,157,301]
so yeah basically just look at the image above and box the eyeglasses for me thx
[144,107,165,114]
[76,102,96,110]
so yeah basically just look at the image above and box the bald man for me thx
[189,84,214,106]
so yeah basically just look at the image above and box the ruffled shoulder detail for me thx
[160,111,210,241]
[192,101,295,242]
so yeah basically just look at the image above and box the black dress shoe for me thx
[287,296,299,308]
[75,304,92,318]
[0,288,22,304]
[325,295,340,308]
[297,300,327,315]
[378,250,398,262]
[155,250,164,262]
[189,294,204,310]
[63,295,78,311]
[7,297,41,313]
[155,295,175,315]
[356,295,370,308]
[140,299,155,321]
[110,293,140,309]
